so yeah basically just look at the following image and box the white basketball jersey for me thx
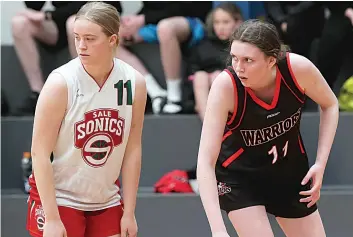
[51,57,136,211]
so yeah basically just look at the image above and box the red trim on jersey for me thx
[280,70,304,104]
[81,60,115,92]
[224,69,238,125]
[298,135,305,154]
[286,52,305,94]
[246,66,281,110]
[232,89,247,131]
[222,148,244,168]
[222,130,233,142]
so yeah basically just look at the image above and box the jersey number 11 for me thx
[114,80,132,106]
[268,140,289,164]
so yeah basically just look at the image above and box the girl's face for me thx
[230,40,276,88]
[213,9,242,41]
[74,19,117,66]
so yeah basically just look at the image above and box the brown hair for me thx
[206,2,243,38]
[75,2,120,45]
[229,19,289,62]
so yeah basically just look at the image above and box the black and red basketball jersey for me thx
[216,53,309,184]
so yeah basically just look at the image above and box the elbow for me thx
[322,98,339,112]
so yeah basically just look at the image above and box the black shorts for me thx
[217,179,317,218]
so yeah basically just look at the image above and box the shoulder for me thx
[54,58,81,72]
[212,70,234,91]
[287,53,319,90]
[209,70,236,110]
[287,53,314,73]
[46,72,68,91]
[35,72,68,115]
[52,58,81,79]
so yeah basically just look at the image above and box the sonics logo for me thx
[74,109,125,168]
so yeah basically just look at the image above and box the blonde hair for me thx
[75,2,120,45]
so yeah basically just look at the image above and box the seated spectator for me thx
[11,1,88,116]
[316,3,353,89]
[117,1,212,114]
[154,3,244,194]
[188,2,243,121]
[264,2,325,59]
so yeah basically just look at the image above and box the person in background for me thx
[118,1,212,114]
[315,2,353,89]
[154,3,243,194]
[11,1,89,116]
[264,2,325,59]
[189,2,243,122]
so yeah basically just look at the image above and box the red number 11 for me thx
[268,140,289,164]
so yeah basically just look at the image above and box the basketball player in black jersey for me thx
[197,19,339,237]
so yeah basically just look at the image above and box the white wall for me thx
[1,1,142,46]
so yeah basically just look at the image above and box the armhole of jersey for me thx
[224,69,238,125]
[277,53,305,104]
[286,52,305,94]
[51,70,72,117]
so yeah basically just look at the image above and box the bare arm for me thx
[31,73,68,220]
[290,53,339,169]
[197,72,235,234]
[121,71,147,216]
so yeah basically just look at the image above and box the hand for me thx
[345,8,353,26]
[212,231,230,237]
[43,219,67,237]
[121,213,138,237]
[281,22,287,33]
[20,9,45,23]
[299,163,325,208]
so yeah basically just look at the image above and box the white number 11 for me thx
[268,140,289,164]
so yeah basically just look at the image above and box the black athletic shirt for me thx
[216,53,309,186]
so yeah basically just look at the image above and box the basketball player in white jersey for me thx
[26,2,146,237]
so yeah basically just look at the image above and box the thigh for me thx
[158,17,191,43]
[276,210,326,237]
[85,205,124,237]
[32,19,59,46]
[228,206,274,237]
[58,206,86,237]
[193,71,210,88]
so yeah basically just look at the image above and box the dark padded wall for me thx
[2,113,353,189]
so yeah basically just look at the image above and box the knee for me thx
[157,19,176,42]
[66,15,76,37]
[11,15,31,39]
